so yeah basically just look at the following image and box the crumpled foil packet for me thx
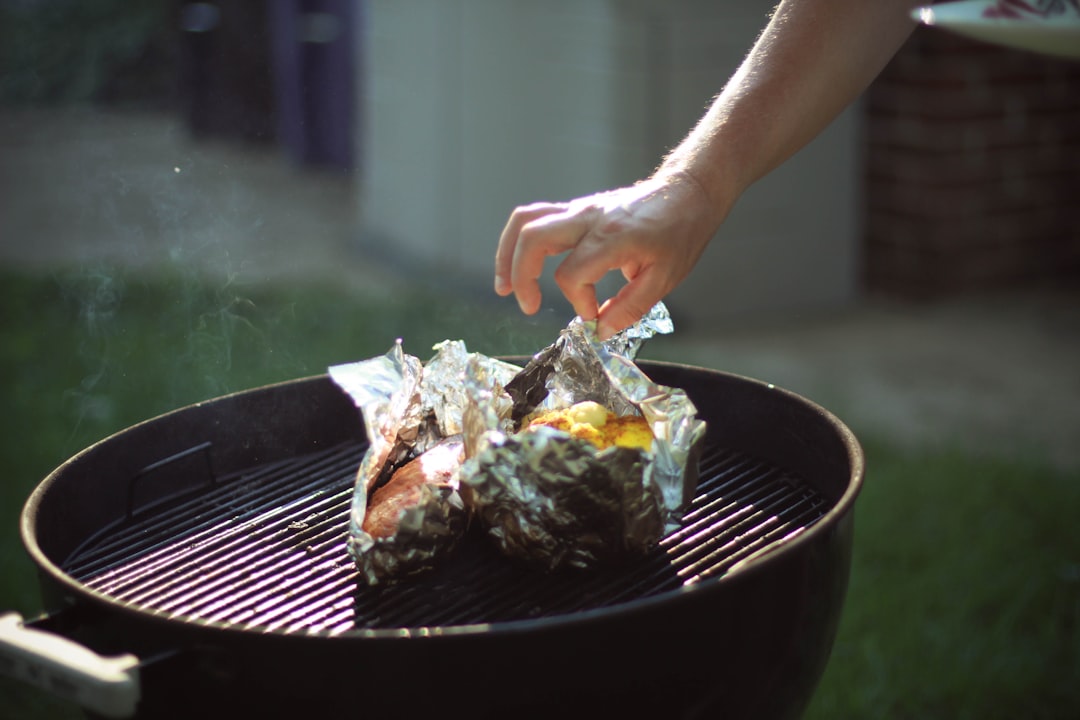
[329,301,706,582]
[460,302,707,571]
[329,340,519,585]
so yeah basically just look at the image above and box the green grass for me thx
[805,439,1080,719]
[1,269,1078,719]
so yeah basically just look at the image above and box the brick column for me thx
[863,26,1080,298]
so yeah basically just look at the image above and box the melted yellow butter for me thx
[527,401,653,451]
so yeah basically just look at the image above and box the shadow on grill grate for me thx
[63,440,828,635]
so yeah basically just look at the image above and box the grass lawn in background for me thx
[805,439,1080,719]
[1,269,1077,719]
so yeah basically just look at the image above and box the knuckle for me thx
[595,215,631,239]
[513,201,559,221]
[552,262,576,290]
[515,226,546,256]
[621,300,651,322]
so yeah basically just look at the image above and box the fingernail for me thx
[494,276,510,295]
[597,322,614,341]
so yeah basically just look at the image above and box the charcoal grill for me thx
[1,360,862,720]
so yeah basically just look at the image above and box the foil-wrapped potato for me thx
[461,416,665,572]
[458,306,705,573]
[350,436,468,585]
[361,437,465,541]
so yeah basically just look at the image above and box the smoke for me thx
[484,305,568,357]
[173,272,265,399]
[59,275,326,472]
[59,263,126,444]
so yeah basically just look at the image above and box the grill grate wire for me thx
[63,441,828,635]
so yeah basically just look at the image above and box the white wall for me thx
[356,0,861,330]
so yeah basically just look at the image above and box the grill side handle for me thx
[0,612,140,718]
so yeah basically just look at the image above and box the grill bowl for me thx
[15,360,863,719]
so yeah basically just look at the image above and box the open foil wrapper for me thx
[329,340,519,585]
[329,301,706,583]
[461,302,706,571]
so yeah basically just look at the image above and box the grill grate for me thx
[64,440,828,635]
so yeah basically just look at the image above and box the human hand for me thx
[494,171,726,340]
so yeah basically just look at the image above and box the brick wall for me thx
[863,26,1080,298]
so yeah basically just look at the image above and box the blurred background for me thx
[0,1,1078,718]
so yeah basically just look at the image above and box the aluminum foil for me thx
[329,301,706,581]
[329,339,520,585]
[353,441,468,585]
[461,427,664,570]
[460,301,707,571]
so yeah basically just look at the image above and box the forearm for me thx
[495,0,921,334]
[658,0,919,213]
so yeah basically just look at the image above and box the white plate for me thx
[913,1,1080,59]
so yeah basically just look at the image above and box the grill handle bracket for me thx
[127,441,217,519]
[0,612,140,718]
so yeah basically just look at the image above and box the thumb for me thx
[595,270,665,341]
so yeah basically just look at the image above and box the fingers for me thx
[495,196,664,332]
[496,200,604,318]
[595,268,666,340]
[496,174,720,339]
[494,203,563,298]
[556,235,666,339]
[550,232,622,323]
[511,208,596,317]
